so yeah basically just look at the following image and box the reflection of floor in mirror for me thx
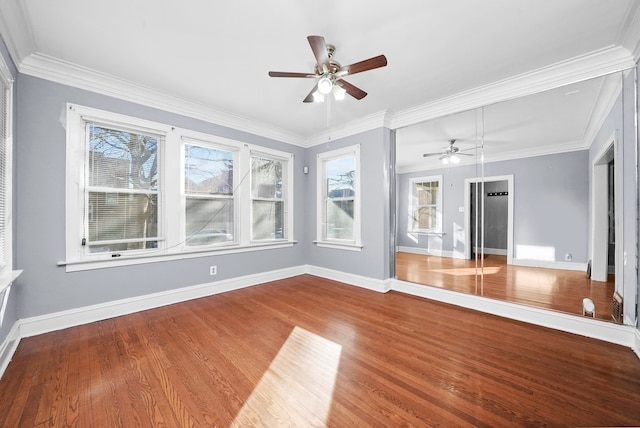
[395,252,615,321]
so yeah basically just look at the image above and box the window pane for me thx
[416,181,439,205]
[326,157,355,198]
[185,145,233,195]
[413,206,436,230]
[252,157,282,198]
[252,200,284,240]
[185,198,234,246]
[88,192,158,250]
[326,200,354,240]
[88,125,158,190]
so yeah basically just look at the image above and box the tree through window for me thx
[86,124,160,252]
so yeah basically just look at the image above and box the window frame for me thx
[65,104,295,271]
[250,149,292,243]
[84,122,163,254]
[315,144,362,251]
[0,52,19,288]
[409,175,443,234]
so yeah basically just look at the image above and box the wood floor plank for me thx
[1,274,639,427]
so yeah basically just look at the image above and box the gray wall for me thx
[0,34,18,347]
[15,75,307,319]
[305,128,393,280]
[397,150,590,263]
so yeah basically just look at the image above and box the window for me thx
[184,142,235,247]
[251,153,287,241]
[410,175,443,233]
[0,55,14,280]
[86,124,161,253]
[316,145,361,249]
[66,104,294,270]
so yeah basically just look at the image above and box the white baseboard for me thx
[391,278,636,348]
[634,329,640,360]
[19,265,306,339]
[483,248,507,256]
[511,258,588,272]
[305,265,392,293]
[0,321,20,378]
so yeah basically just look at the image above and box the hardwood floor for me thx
[396,252,616,321]
[1,274,639,427]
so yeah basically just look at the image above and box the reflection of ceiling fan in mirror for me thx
[268,35,388,103]
[423,139,475,164]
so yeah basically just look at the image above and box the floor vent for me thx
[612,292,623,323]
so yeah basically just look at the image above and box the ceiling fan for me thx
[268,35,388,103]
[423,139,475,164]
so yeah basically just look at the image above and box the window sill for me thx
[409,231,446,236]
[0,270,22,293]
[314,241,363,252]
[60,241,296,272]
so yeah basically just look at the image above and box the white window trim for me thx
[315,144,362,251]
[0,53,20,291]
[409,175,443,234]
[64,104,295,272]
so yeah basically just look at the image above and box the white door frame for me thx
[590,131,622,290]
[464,175,514,264]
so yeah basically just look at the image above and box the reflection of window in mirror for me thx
[410,176,442,234]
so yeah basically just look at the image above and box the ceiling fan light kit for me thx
[268,35,387,103]
[317,77,333,94]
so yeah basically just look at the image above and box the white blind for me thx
[86,124,160,252]
[0,83,8,267]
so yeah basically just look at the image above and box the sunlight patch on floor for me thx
[232,326,342,427]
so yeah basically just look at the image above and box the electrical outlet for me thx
[209,265,217,275]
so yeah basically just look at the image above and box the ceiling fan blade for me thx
[458,146,479,152]
[338,55,388,77]
[303,83,319,103]
[339,80,367,100]
[307,35,330,71]
[268,71,315,78]
[422,153,441,158]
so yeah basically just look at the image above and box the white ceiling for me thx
[0,0,639,149]
[396,73,622,172]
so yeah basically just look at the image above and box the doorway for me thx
[464,175,514,264]
[591,132,621,292]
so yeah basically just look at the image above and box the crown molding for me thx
[19,53,308,147]
[390,45,636,131]
[304,110,393,147]
[0,0,34,67]
[583,73,624,148]
[397,143,587,174]
[618,0,640,61]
